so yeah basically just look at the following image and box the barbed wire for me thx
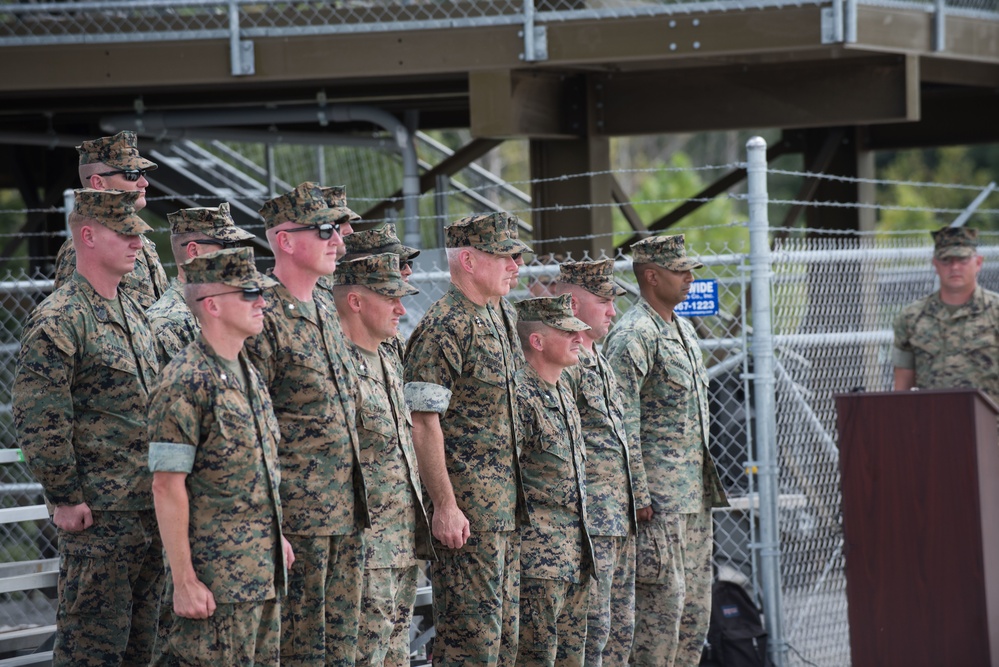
[764,167,993,192]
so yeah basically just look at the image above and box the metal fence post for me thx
[746,136,787,667]
[63,189,74,234]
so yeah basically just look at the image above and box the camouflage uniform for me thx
[556,259,637,667]
[351,343,431,667]
[403,212,531,666]
[245,183,368,667]
[603,236,728,667]
[147,247,285,666]
[13,189,164,667]
[148,279,198,365]
[334,253,432,667]
[513,296,594,667]
[147,203,257,365]
[563,348,637,667]
[55,132,168,309]
[893,227,999,400]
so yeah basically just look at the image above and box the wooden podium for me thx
[835,389,999,667]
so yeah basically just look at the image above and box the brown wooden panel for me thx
[593,55,918,134]
[836,390,999,666]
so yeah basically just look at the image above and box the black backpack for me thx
[700,580,775,667]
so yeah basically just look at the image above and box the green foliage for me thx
[610,149,747,250]
[877,146,997,233]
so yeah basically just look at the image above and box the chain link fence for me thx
[2,0,996,50]
[2,146,999,663]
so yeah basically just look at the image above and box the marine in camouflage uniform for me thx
[148,247,289,666]
[333,254,433,667]
[13,189,163,667]
[893,226,999,400]
[404,212,531,666]
[603,235,729,667]
[512,295,595,667]
[315,184,363,296]
[339,221,422,365]
[147,202,256,364]
[244,183,370,667]
[54,131,169,309]
[553,260,638,667]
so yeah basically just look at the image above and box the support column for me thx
[528,136,613,260]
[803,127,875,232]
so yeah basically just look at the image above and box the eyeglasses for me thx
[195,287,263,302]
[96,168,148,182]
[191,239,244,250]
[402,259,414,270]
[511,253,522,261]
[283,222,340,240]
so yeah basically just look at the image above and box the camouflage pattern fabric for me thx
[155,598,280,667]
[561,347,635,537]
[54,235,170,310]
[513,363,594,666]
[514,364,594,584]
[77,130,157,171]
[931,225,977,259]
[404,281,527,664]
[629,234,703,272]
[630,511,713,667]
[244,280,368,536]
[244,279,368,666]
[493,297,526,371]
[147,340,286,602]
[147,279,200,365]
[560,346,637,667]
[282,531,365,667]
[14,272,159,509]
[517,577,589,667]
[430,531,521,666]
[603,301,726,667]
[54,510,164,667]
[584,534,636,667]
[403,283,526,532]
[603,301,727,514]
[357,564,421,667]
[350,343,431,569]
[893,285,999,400]
[13,272,162,666]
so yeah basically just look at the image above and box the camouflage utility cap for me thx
[77,131,157,171]
[515,294,591,332]
[259,181,348,230]
[183,246,278,290]
[631,234,703,271]
[168,202,256,242]
[932,226,978,260]
[74,188,152,235]
[344,223,420,262]
[334,252,419,298]
[321,185,362,222]
[445,212,533,255]
[558,259,626,298]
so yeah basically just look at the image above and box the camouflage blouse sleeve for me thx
[147,366,203,474]
[13,322,83,506]
[603,328,653,510]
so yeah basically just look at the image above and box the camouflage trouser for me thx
[585,533,636,667]
[356,563,420,667]
[153,596,279,666]
[516,576,589,667]
[431,530,520,666]
[53,509,164,667]
[629,509,712,667]
[281,530,366,667]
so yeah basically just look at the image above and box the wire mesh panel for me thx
[770,232,999,666]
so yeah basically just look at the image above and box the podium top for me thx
[834,387,999,416]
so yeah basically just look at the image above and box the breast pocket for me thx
[469,329,507,387]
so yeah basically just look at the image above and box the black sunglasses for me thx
[192,239,244,250]
[97,168,148,182]
[283,222,340,240]
[195,288,263,302]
